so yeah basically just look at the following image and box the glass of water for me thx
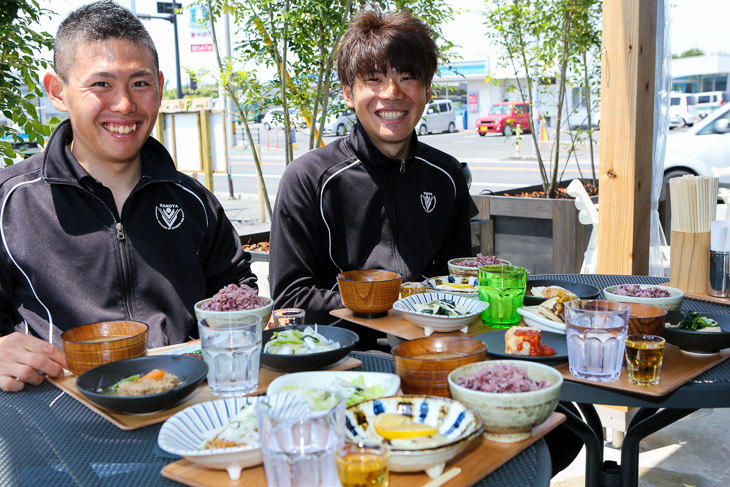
[197,314,262,396]
[565,300,629,382]
[257,394,345,487]
[272,308,306,328]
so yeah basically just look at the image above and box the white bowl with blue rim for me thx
[345,395,483,479]
[424,275,479,299]
[393,292,488,336]
[157,393,309,481]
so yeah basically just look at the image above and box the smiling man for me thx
[269,9,475,339]
[0,0,256,392]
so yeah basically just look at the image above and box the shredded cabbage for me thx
[283,375,386,409]
[199,403,258,449]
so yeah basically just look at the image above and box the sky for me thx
[34,0,730,91]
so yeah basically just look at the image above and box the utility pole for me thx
[137,2,183,99]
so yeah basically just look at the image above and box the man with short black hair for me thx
[269,9,475,328]
[0,0,256,392]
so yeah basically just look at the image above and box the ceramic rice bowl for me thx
[448,360,562,443]
[393,292,487,336]
[344,395,483,479]
[447,257,511,277]
[194,296,273,327]
[602,284,683,311]
[158,393,310,481]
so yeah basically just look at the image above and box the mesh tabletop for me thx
[1,356,551,487]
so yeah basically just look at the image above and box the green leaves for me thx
[0,0,56,167]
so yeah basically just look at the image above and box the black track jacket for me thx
[269,123,474,324]
[0,120,256,347]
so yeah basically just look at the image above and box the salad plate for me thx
[267,371,401,411]
[517,306,566,334]
[663,310,730,354]
[158,393,310,481]
[260,325,359,372]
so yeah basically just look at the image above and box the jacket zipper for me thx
[115,222,134,319]
[400,159,406,173]
[391,163,405,276]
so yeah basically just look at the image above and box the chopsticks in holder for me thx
[421,467,462,487]
[669,175,719,233]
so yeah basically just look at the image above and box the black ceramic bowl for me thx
[663,310,730,354]
[523,279,600,306]
[261,325,359,372]
[76,355,208,413]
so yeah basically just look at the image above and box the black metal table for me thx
[0,353,552,487]
[535,274,730,487]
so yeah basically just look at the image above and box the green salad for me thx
[283,375,386,409]
[674,312,720,331]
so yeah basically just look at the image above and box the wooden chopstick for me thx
[421,467,462,487]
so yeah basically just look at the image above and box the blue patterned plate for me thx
[345,395,483,478]
[393,292,487,336]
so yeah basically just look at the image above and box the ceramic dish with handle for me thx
[393,292,488,336]
[260,325,358,372]
[157,393,310,481]
[75,355,208,414]
[523,279,600,306]
[603,284,684,311]
[344,395,483,479]
[424,275,478,298]
[663,310,730,354]
[516,306,566,334]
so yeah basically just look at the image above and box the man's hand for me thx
[0,333,67,392]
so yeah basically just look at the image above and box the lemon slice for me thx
[373,413,439,440]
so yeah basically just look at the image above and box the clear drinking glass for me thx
[565,300,629,382]
[257,394,345,487]
[197,314,262,396]
[625,334,665,386]
[478,265,527,327]
[272,308,306,328]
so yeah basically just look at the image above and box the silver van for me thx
[416,99,457,135]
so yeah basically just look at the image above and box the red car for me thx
[476,101,533,136]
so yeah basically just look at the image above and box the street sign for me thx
[156,2,180,15]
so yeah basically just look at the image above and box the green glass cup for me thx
[478,265,527,327]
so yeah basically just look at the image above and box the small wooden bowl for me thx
[392,336,488,397]
[61,321,149,375]
[337,270,402,318]
[626,303,668,336]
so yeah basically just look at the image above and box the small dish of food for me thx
[75,355,208,414]
[260,325,358,372]
[393,292,488,336]
[447,255,510,277]
[603,284,684,310]
[663,310,730,354]
[516,306,566,334]
[267,371,400,410]
[157,393,310,481]
[344,395,483,479]
[474,327,568,365]
[424,275,478,298]
[523,279,599,306]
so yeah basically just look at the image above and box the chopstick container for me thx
[669,231,710,293]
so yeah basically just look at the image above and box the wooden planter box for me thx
[472,183,594,275]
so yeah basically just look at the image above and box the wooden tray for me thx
[330,308,505,341]
[556,343,730,397]
[679,289,730,306]
[48,342,361,430]
[161,412,565,487]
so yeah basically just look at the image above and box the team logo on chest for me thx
[156,203,184,230]
[420,192,437,213]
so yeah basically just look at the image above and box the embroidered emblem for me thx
[156,203,184,230]
[421,192,436,213]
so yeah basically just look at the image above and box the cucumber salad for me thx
[263,326,341,355]
[283,375,386,409]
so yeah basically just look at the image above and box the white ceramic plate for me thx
[267,371,401,406]
[424,275,478,298]
[517,306,566,334]
[157,394,309,481]
[393,292,488,336]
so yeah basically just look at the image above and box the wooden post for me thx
[199,110,214,192]
[596,0,657,275]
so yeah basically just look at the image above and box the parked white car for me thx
[323,108,356,136]
[261,108,305,130]
[663,102,730,184]
[416,99,456,135]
